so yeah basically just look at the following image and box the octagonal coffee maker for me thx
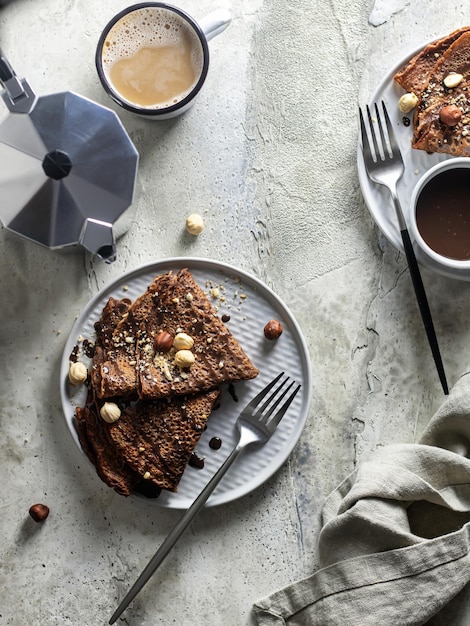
[0,50,139,262]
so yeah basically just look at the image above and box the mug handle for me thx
[199,9,232,42]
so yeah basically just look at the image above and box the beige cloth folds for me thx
[253,372,470,625]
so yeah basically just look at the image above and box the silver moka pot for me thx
[0,51,139,263]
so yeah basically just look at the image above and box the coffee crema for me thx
[416,167,470,261]
[101,8,204,110]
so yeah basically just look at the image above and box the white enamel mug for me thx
[95,3,231,119]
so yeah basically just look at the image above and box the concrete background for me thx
[1,0,470,624]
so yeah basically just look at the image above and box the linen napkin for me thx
[253,371,470,625]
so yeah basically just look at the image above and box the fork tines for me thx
[359,101,400,164]
[250,373,301,430]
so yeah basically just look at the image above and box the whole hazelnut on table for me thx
[264,320,283,340]
[185,213,204,235]
[29,503,50,523]
[439,105,462,126]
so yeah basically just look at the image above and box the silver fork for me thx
[109,372,301,624]
[359,101,448,395]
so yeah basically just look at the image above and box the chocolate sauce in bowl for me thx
[416,168,470,261]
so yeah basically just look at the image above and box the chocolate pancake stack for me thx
[394,27,470,96]
[75,269,259,497]
[394,26,470,156]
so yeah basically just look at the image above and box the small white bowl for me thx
[409,157,470,271]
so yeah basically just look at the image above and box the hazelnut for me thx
[100,402,121,423]
[398,92,418,113]
[173,332,194,351]
[154,330,173,353]
[174,349,195,368]
[29,503,49,523]
[68,361,87,385]
[264,320,283,340]
[444,73,463,88]
[439,105,462,126]
[186,213,204,235]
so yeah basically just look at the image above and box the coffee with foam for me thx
[101,7,205,110]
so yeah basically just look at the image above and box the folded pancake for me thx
[410,30,470,155]
[98,268,259,400]
[74,268,257,496]
[90,296,132,396]
[137,269,259,398]
[97,277,167,398]
[75,405,140,496]
[103,390,220,492]
[394,26,470,95]
[77,298,140,495]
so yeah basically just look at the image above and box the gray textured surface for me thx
[1,0,470,624]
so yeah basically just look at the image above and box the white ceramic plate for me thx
[60,258,313,509]
[358,39,470,281]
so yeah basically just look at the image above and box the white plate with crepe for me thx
[357,39,470,281]
[60,258,313,508]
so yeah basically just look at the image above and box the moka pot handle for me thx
[0,49,37,113]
